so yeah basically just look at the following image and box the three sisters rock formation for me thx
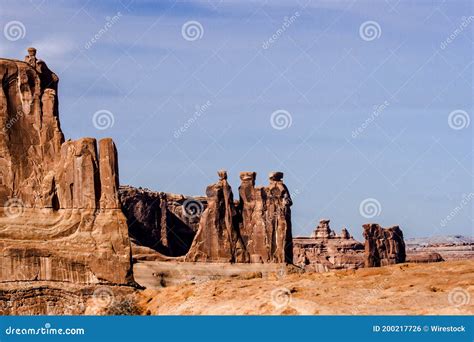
[0,50,412,314]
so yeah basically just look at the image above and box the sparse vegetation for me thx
[106,296,143,316]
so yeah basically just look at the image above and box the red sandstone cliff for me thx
[0,52,133,313]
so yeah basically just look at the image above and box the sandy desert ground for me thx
[136,260,474,315]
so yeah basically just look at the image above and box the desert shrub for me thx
[106,296,143,316]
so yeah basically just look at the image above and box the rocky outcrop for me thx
[406,252,443,263]
[119,186,205,257]
[311,219,334,239]
[0,50,133,313]
[121,170,293,264]
[185,170,293,263]
[293,220,364,272]
[363,223,406,267]
[238,171,293,263]
[185,170,248,262]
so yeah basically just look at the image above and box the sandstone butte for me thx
[0,49,452,315]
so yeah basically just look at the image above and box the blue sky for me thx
[1,0,472,239]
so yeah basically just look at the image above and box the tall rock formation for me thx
[121,170,294,264]
[238,171,293,263]
[363,223,406,267]
[186,170,248,262]
[0,50,133,304]
[184,170,293,263]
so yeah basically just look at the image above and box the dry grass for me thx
[136,260,474,315]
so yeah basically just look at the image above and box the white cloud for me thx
[30,36,76,60]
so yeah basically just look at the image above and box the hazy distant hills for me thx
[406,235,474,246]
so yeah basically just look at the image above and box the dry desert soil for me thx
[136,260,473,315]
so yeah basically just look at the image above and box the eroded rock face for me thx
[119,186,204,257]
[121,170,294,264]
[311,219,334,239]
[238,171,293,263]
[186,171,249,262]
[0,282,136,315]
[293,220,364,272]
[0,53,133,297]
[184,170,293,263]
[363,223,406,267]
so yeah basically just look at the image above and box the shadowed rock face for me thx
[119,186,204,257]
[363,223,406,267]
[0,54,133,299]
